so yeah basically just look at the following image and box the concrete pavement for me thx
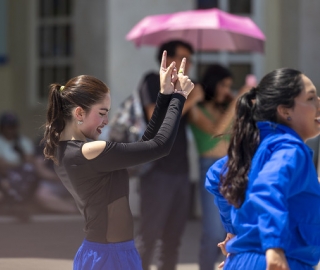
[1,214,318,270]
[0,214,205,270]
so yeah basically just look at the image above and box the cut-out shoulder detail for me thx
[82,140,107,160]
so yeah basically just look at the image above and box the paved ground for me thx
[0,214,206,270]
[1,214,319,270]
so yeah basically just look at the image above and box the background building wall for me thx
[2,0,320,137]
[1,0,320,219]
[73,0,108,82]
[107,0,194,114]
[264,0,281,72]
[299,0,320,89]
[7,0,45,139]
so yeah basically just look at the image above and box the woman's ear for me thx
[74,106,85,121]
[277,105,292,122]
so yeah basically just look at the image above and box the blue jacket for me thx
[206,121,320,267]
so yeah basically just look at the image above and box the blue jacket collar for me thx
[257,121,303,142]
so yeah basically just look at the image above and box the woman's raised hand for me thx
[159,51,177,95]
[159,51,194,98]
[174,57,194,99]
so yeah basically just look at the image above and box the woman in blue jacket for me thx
[206,68,320,270]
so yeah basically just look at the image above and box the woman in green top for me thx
[189,64,250,270]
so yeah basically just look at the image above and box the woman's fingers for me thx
[217,241,228,256]
[159,53,176,94]
[165,61,176,76]
[178,58,186,75]
[217,234,234,269]
[171,67,178,83]
[218,260,225,268]
[218,233,234,256]
[160,50,167,71]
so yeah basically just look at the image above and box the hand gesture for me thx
[159,50,177,95]
[217,233,235,268]
[266,248,289,270]
[174,58,194,99]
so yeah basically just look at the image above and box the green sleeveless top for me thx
[190,104,230,155]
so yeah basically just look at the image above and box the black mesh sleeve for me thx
[89,93,186,172]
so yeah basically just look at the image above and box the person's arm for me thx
[144,83,203,120]
[188,85,251,136]
[140,92,172,142]
[205,156,236,234]
[140,56,193,141]
[82,53,194,171]
[85,93,186,172]
[250,143,305,269]
[189,101,235,136]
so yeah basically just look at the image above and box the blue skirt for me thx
[74,239,142,270]
[224,252,313,270]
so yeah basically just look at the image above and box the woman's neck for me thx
[59,121,86,142]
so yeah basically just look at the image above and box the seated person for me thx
[0,111,77,215]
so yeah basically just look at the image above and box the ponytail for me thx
[220,87,260,208]
[42,84,66,164]
[220,68,304,208]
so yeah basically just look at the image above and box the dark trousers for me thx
[136,170,190,270]
[198,157,225,270]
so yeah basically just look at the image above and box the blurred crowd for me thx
[0,111,78,221]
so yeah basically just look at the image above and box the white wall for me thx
[73,0,108,81]
[299,0,320,89]
[262,0,281,73]
[107,0,194,114]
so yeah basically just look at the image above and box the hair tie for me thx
[60,86,65,92]
[248,87,257,98]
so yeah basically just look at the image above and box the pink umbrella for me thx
[126,8,265,53]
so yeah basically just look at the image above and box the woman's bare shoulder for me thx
[81,140,107,160]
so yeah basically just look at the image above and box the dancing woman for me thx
[42,52,194,270]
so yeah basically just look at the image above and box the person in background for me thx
[189,64,252,270]
[34,138,78,214]
[0,111,38,218]
[136,40,203,270]
[206,68,320,269]
[189,64,233,270]
[0,111,77,218]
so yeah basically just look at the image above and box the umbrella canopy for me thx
[126,8,265,53]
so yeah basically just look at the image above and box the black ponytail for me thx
[220,88,259,208]
[42,84,66,164]
[220,68,304,208]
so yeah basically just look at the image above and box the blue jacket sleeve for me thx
[205,156,236,234]
[249,143,305,252]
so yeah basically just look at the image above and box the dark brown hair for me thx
[42,75,110,163]
[220,68,304,208]
[156,40,194,64]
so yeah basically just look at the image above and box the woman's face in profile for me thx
[286,74,320,141]
[80,93,111,141]
[215,77,233,104]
